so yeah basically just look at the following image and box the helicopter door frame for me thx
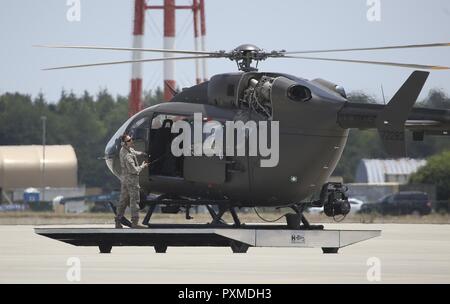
[127,117,151,157]
[146,111,228,184]
[148,112,187,179]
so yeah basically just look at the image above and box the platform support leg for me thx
[154,244,168,253]
[230,241,249,253]
[99,244,112,254]
[322,247,339,254]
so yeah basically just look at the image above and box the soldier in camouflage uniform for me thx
[115,134,149,229]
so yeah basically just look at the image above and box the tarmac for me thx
[0,223,449,284]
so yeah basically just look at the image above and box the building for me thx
[350,158,431,203]
[355,158,427,184]
[0,145,84,204]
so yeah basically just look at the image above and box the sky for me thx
[1,0,450,103]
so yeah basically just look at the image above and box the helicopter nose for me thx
[104,155,120,178]
[104,109,150,179]
[104,117,134,178]
[104,137,122,179]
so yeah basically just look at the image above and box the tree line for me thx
[0,88,449,193]
[0,89,163,191]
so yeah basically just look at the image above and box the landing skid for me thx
[110,201,321,231]
[109,201,244,228]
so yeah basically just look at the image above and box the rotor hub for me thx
[228,44,280,72]
[234,44,262,53]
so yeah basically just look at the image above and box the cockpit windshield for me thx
[104,112,151,179]
[129,117,150,142]
[104,115,135,157]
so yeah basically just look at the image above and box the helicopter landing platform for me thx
[34,225,381,254]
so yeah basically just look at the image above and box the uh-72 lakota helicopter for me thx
[39,42,450,229]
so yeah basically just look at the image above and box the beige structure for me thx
[0,145,78,189]
[355,158,426,184]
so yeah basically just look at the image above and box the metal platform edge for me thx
[34,227,381,252]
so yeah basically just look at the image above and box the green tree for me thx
[410,151,450,200]
[347,91,378,104]
[417,89,450,109]
[143,87,164,107]
[0,93,43,145]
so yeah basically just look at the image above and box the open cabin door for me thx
[146,113,227,183]
[147,114,183,178]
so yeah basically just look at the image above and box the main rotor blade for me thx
[284,42,450,55]
[42,55,213,71]
[35,45,222,56]
[282,55,450,70]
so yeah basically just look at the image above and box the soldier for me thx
[115,134,149,229]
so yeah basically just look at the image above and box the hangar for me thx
[0,145,78,203]
[354,158,426,184]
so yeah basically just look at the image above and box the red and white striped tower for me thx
[163,0,176,101]
[130,0,146,117]
[193,0,201,85]
[199,0,208,82]
[129,0,207,111]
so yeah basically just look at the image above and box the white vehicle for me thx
[308,198,364,214]
[348,198,364,213]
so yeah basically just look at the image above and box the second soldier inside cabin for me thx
[115,133,149,229]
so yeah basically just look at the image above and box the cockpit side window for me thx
[129,117,150,141]
[127,117,151,158]
[151,114,182,130]
[105,115,135,156]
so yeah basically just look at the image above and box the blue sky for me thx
[1,0,450,103]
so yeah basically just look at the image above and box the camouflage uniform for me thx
[116,145,147,225]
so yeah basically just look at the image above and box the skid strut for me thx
[142,204,156,226]
[108,202,132,228]
[287,205,324,230]
[206,205,241,227]
[112,200,318,230]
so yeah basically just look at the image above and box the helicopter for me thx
[38,42,450,229]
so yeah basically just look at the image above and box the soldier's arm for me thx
[130,147,146,157]
[125,154,146,175]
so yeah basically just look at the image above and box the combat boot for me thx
[115,216,123,229]
[131,218,146,229]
